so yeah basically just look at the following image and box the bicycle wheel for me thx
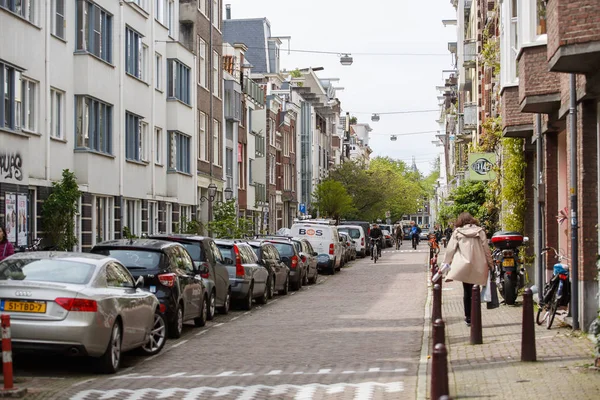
[536,304,549,325]
[373,245,378,263]
[546,298,559,329]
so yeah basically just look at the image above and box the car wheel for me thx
[97,322,122,374]
[280,275,289,295]
[309,269,318,284]
[257,281,268,305]
[168,303,184,339]
[218,289,231,315]
[242,283,253,310]
[194,295,208,327]
[140,310,167,356]
[207,290,216,321]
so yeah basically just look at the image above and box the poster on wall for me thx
[4,194,16,243]
[17,194,28,246]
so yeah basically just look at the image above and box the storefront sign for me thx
[468,153,496,181]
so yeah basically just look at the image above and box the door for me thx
[303,241,317,277]
[267,244,286,288]
[170,246,202,319]
[209,240,230,305]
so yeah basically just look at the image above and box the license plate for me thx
[1,300,47,313]
[503,259,515,267]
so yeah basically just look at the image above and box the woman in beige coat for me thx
[442,212,493,326]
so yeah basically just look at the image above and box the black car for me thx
[91,239,209,339]
[149,234,231,320]
[261,238,306,291]
[247,241,290,297]
[294,237,318,284]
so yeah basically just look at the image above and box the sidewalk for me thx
[430,276,600,399]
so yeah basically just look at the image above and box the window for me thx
[165,203,173,233]
[76,0,113,63]
[213,119,221,166]
[20,78,36,132]
[0,62,21,131]
[225,147,233,178]
[126,27,147,80]
[106,263,135,288]
[156,0,168,25]
[269,154,276,185]
[155,127,163,164]
[75,96,112,154]
[198,0,206,14]
[155,53,162,90]
[168,131,191,173]
[283,131,289,156]
[212,0,219,29]
[255,134,265,157]
[198,111,208,160]
[167,59,191,104]
[131,0,147,10]
[180,205,191,231]
[167,0,174,37]
[197,37,207,88]
[50,88,64,138]
[52,0,65,38]
[1,0,37,23]
[249,159,254,184]
[148,201,158,235]
[511,0,519,79]
[123,199,140,236]
[125,112,145,161]
[238,144,245,189]
[212,50,220,97]
[94,196,113,243]
[269,118,276,146]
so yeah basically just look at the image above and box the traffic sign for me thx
[299,203,306,214]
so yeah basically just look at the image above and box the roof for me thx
[223,18,271,74]
[3,252,109,265]
[148,234,210,242]
[92,239,179,251]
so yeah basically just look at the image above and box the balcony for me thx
[463,40,476,67]
[463,103,477,129]
[224,80,242,122]
[243,76,265,106]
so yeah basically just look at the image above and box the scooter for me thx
[490,231,528,305]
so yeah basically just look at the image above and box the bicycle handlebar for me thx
[541,246,570,262]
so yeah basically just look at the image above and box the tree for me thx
[207,200,253,239]
[312,180,355,222]
[41,169,81,250]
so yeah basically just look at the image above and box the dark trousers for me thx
[463,282,474,319]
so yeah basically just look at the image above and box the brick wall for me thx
[501,87,533,128]
[543,133,559,269]
[518,45,561,104]
[524,150,535,257]
[559,73,588,116]
[547,0,600,61]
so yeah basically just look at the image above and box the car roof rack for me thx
[294,219,336,225]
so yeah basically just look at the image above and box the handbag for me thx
[487,270,500,309]
[481,272,492,303]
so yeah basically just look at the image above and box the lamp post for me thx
[200,183,234,222]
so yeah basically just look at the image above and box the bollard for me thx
[1,315,26,397]
[430,343,449,400]
[433,318,445,348]
[521,288,537,362]
[432,284,442,322]
[470,285,483,345]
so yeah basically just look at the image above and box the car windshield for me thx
[339,228,360,239]
[0,259,96,284]
[270,243,294,257]
[93,249,162,270]
[216,245,233,260]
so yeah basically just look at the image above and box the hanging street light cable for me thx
[349,109,440,115]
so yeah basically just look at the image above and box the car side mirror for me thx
[300,255,307,263]
[312,252,318,256]
[224,257,234,265]
[199,265,210,275]
[523,236,529,244]
[281,256,290,263]
[135,276,144,288]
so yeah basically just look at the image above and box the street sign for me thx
[385,210,391,218]
[299,203,306,214]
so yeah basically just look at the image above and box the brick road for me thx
[9,245,431,400]
[431,250,600,399]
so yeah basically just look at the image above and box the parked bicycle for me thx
[536,247,570,329]
[13,237,43,253]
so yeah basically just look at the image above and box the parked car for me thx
[290,221,344,275]
[338,225,366,257]
[382,230,393,248]
[0,252,166,373]
[294,237,319,284]
[420,229,430,241]
[148,234,231,319]
[339,220,371,255]
[339,232,356,262]
[259,237,307,290]
[214,240,269,310]
[247,240,290,297]
[91,239,208,339]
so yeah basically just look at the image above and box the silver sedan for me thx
[0,252,166,373]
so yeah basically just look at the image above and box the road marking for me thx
[244,311,251,315]
[317,368,331,374]
[368,367,380,372]
[230,316,240,321]
[166,372,186,377]
[214,323,225,327]
[216,371,235,377]
[270,299,279,304]
[170,340,188,348]
[70,382,404,400]
[266,370,281,375]
[195,329,210,336]
[71,378,96,388]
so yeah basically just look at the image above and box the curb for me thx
[416,255,432,400]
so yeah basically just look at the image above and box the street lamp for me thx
[201,184,233,204]
[339,54,353,66]
[371,113,380,122]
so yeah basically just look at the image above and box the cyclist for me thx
[369,223,383,259]
[444,225,453,242]
[394,224,403,248]
[409,221,421,249]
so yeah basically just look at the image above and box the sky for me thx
[224,0,457,175]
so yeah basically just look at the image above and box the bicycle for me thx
[395,234,402,250]
[370,237,381,263]
[536,247,570,329]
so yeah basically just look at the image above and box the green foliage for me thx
[501,138,526,233]
[122,226,138,239]
[312,179,355,222]
[447,180,488,221]
[41,169,81,250]
[290,68,303,87]
[349,116,357,125]
[207,200,253,239]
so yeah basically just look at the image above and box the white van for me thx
[290,222,344,275]
[337,225,367,257]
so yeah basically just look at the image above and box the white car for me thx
[338,225,367,257]
[290,221,344,275]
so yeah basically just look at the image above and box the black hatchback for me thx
[91,239,209,339]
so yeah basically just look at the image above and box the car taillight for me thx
[300,255,306,263]
[233,245,245,278]
[361,238,364,245]
[55,298,97,312]
[291,255,298,269]
[329,243,334,255]
[159,303,167,313]
[559,274,568,280]
[158,273,176,287]
[200,262,210,279]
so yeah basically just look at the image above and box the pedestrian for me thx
[0,225,15,262]
[441,212,493,326]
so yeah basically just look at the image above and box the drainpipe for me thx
[118,2,125,235]
[208,0,214,223]
[569,74,579,330]
[534,114,544,303]
[44,0,50,182]
[150,0,156,198]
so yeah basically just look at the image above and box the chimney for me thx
[226,4,231,19]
